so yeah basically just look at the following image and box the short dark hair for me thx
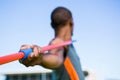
[51,7,72,30]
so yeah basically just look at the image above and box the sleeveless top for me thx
[52,44,85,80]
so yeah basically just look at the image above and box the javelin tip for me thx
[72,40,77,43]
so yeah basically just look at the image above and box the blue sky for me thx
[0,0,120,80]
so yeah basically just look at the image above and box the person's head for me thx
[51,7,73,34]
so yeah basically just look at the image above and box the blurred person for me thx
[19,7,84,80]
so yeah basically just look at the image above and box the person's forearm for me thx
[40,54,63,69]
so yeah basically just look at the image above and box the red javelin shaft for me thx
[0,40,74,65]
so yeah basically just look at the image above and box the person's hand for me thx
[19,44,43,67]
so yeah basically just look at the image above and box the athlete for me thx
[19,7,85,80]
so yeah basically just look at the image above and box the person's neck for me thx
[55,25,72,41]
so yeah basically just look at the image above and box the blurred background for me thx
[0,0,120,80]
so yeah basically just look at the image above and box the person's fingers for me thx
[21,58,36,67]
[19,44,43,67]
[38,47,44,53]
[28,52,34,58]
[31,45,40,57]
[19,58,33,67]
[31,45,43,53]
[34,46,39,57]
[20,45,31,50]
[26,58,41,66]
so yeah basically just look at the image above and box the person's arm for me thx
[19,38,64,69]
[40,40,64,69]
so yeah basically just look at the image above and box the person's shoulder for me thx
[49,38,64,45]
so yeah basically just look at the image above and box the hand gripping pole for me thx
[0,40,76,65]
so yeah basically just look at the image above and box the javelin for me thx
[0,40,76,65]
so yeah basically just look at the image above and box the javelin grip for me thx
[0,40,76,65]
[19,48,33,60]
[19,40,76,60]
